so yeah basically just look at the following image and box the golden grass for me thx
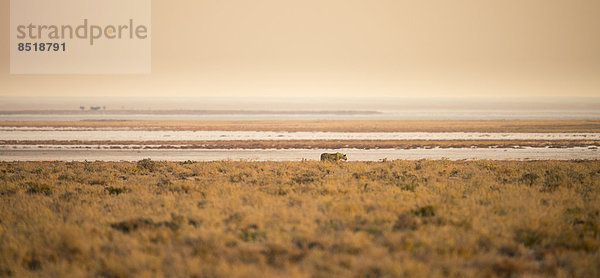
[1,160,599,277]
[2,120,600,132]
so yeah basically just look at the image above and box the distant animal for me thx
[320,152,347,162]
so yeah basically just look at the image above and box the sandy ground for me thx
[1,120,600,132]
[2,147,599,161]
[2,120,598,150]
[1,139,599,149]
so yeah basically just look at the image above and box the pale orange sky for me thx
[1,0,599,99]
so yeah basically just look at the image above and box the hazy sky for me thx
[1,0,599,99]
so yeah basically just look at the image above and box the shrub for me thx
[137,158,157,172]
[520,173,539,186]
[88,178,108,186]
[239,225,266,242]
[515,228,546,247]
[111,214,185,233]
[25,182,51,195]
[543,169,564,192]
[292,172,316,184]
[412,205,435,217]
[105,186,128,195]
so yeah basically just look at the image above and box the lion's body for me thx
[320,152,347,162]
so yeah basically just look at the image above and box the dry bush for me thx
[0,160,599,277]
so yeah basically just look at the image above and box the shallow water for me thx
[1,128,599,141]
[1,147,598,161]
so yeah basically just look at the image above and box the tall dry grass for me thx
[0,160,599,277]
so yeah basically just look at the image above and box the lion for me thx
[320,152,348,162]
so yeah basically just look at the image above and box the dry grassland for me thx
[1,160,599,277]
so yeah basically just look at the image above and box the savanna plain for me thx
[1,159,599,277]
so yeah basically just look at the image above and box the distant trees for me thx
[79,106,106,111]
